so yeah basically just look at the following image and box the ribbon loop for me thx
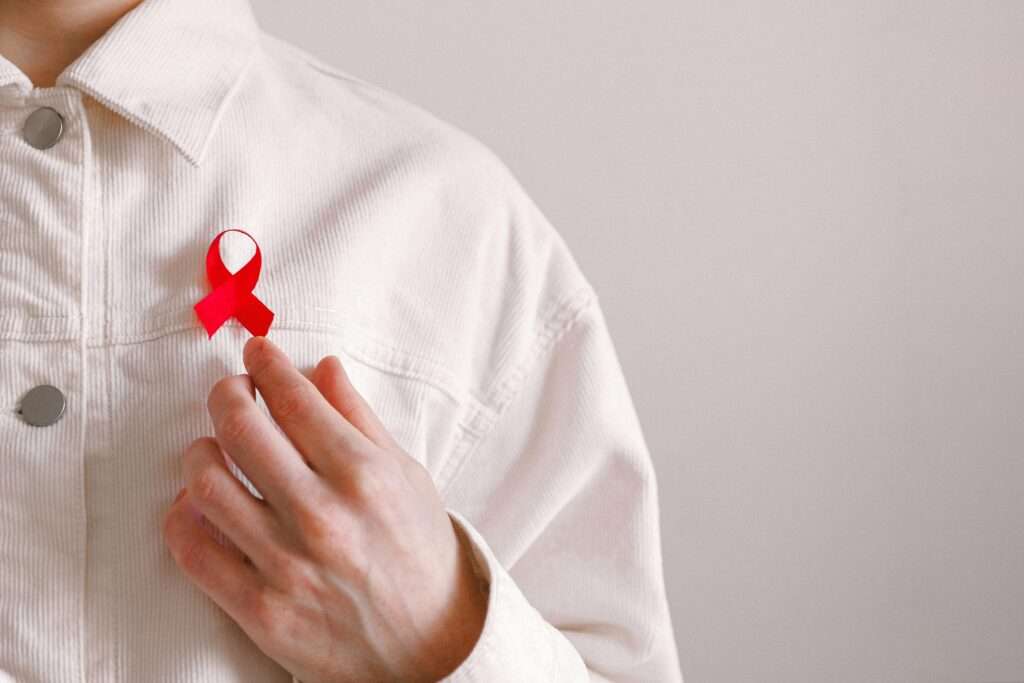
[194,228,275,338]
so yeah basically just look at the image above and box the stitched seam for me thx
[436,285,598,496]
[485,285,596,412]
[76,87,91,683]
[0,331,80,342]
[142,305,464,393]
[0,314,80,320]
[192,40,259,166]
[75,320,488,417]
[100,321,462,396]
[262,33,384,93]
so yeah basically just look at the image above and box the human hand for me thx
[162,336,488,682]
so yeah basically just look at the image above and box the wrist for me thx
[417,517,489,682]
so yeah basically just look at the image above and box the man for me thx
[0,0,681,680]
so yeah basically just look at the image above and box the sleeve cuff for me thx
[440,509,588,682]
[291,509,587,683]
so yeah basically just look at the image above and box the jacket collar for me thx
[0,0,261,167]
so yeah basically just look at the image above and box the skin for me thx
[0,0,145,87]
[1,3,488,678]
[163,337,488,681]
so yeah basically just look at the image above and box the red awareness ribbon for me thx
[194,228,275,338]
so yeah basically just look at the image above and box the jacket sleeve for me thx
[437,289,683,682]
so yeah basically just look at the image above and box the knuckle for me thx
[293,502,352,561]
[162,500,193,544]
[246,591,287,652]
[161,505,181,543]
[184,436,216,460]
[217,404,255,443]
[293,503,334,545]
[260,618,294,660]
[273,381,309,422]
[191,467,221,506]
[252,608,300,659]
[336,538,371,589]
[240,585,273,628]
[400,454,430,483]
[401,456,438,496]
[258,608,287,642]
[328,430,372,461]
[270,553,313,594]
[344,459,390,504]
[301,511,367,580]
[175,535,208,575]
[181,437,212,474]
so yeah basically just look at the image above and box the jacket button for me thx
[18,385,66,426]
[22,106,65,150]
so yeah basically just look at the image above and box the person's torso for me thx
[0,26,583,682]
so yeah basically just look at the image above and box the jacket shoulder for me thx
[252,32,596,407]
[255,32,495,166]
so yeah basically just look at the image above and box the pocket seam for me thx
[97,312,482,416]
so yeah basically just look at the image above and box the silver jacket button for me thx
[22,106,65,150]
[18,385,66,426]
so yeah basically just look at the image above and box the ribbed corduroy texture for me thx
[0,0,680,680]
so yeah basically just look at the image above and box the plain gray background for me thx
[250,2,1024,681]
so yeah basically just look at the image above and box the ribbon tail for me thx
[236,294,275,337]
[194,284,237,338]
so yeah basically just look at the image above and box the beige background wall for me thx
[250,2,1024,681]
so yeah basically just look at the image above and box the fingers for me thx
[311,354,398,450]
[242,336,373,475]
[181,436,289,576]
[162,489,268,634]
[207,373,320,513]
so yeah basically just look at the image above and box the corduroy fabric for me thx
[0,0,681,681]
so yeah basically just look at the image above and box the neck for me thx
[0,0,143,87]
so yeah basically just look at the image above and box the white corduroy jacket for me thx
[0,0,681,681]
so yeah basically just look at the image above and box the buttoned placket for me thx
[1,0,683,673]
[0,82,92,682]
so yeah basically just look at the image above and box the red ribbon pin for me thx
[194,228,275,338]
